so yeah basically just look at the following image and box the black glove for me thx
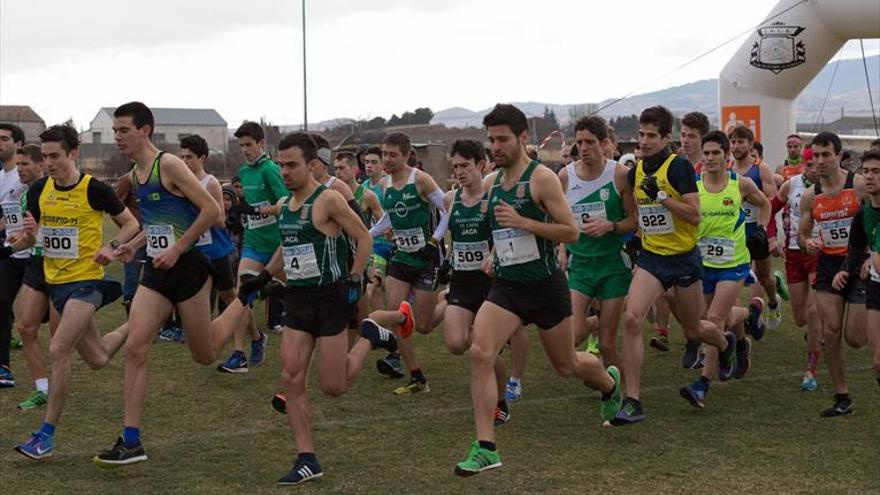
[237,270,272,306]
[342,274,363,304]
[640,175,660,202]
[415,239,442,266]
[436,259,452,286]
[0,245,12,261]
[262,278,286,299]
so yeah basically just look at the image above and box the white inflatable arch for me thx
[719,0,880,166]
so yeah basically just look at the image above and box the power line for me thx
[860,39,880,137]
[813,54,840,128]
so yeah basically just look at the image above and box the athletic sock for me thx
[35,378,49,394]
[497,400,508,413]
[833,393,850,403]
[478,440,496,451]
[39,422,56,437]
[297,452,317,463]
[736,339,748,352]
[410,368,426,383]
[509,376,521,385]
[122,426,141,447]
[697,376,711,390]
[806,351,819,374]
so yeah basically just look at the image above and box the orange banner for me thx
[721,105,761,142]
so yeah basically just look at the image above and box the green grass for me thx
[1,231,879,493]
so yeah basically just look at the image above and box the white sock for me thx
[35,378,49,394]
[509,377,521,385]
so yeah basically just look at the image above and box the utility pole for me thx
[302,0,308,131]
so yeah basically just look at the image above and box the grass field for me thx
[1,256,879,493]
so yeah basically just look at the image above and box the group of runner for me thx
[0,100,878,484]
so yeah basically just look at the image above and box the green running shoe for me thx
[9,337,23,350]
[774,270,789,302]
[454,441,501,476]
[586,334,600,355]
[601,366,622,422]
[17,390,47,410]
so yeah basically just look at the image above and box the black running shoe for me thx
[610,398,645,426]
[93,437,148,468]
[360,319,398,352]
[682,340,702,369]
[733,338,751,379]
[820,394,853,418]
[272,392,287,414]
[278,457,324,485]
[718,332,737,382]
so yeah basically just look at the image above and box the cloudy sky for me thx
[1,0,877,130]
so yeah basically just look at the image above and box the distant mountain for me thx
[430,55,879,128]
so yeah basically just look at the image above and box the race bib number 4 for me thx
[699,237,735,264]
[247,201,276,229]
[572,202,607,231]
[492,228,539,267]
[283,244,320,280]
[638,205,673,235]
[453,240,489,271]
[819,219,851,249]
[2,200,22,234]
[146,224,175,257]
[393,227,425,253]
[43,226,78,259]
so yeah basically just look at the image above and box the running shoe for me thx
[679,379,709,409]
[393,378,430,395]
[504,379,522,401]
[278,457,324,485]
[93,437,148,467]
[269,324,284,334]
[0,365,15,387]
[398,301,415,339]
[820,394,853,418]
[610,398,645,426]
[360,319,398,352]
[250,332,268,366]
[601,366,622,422]
[733,338,752,379]
[494,406,510,426]
[746,297,766,341]
[10,336,23,349]
[17,390,47,410]
[682,340,702,369]
[454,440,501,477]
[14,431,53,460]
[649,333,670,352]
[767,294,783,330]
[774,271,790,301]
[272,392,287,414]
[216,351,248,373]
[718,332,737,382]
[586,334,600,355]
[800,371,818,392]
[376,353,405,378]
[158,327,175,342]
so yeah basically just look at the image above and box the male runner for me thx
[558,116,636,369]
[777,134,805,181]
[454,104,620,475]
[93,102,256,466]
[679,131,768,408]
[798,131,867,417]
[613,106,736,426]
[11,125,138,460]
[336,151,383,229]
[360,145,395,313]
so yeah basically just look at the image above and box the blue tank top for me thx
[740,163,762,237]
[195,174,235,260]
[133,152,200,258]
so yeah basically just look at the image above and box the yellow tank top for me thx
[39,175,105,284]
[634,154,698,255]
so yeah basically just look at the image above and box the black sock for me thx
[497,400,508,413]
[698,376,711,388]
[298,452,317,463]
[410,368,426,383]
[686,339,701,352]
[876,378,879,388]
[478,440,496,451]
[736,339,748,351]
[833,393,850,402]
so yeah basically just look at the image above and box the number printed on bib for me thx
[742,202,758,223]
[2,200,22,233]
[572,202,607,231]
[146,224,175,257]
[492,228,539,267]
[453,241,489,271]
[196,229,213,247]
[283,244,320,280]
[638,205,673,234]
[699,237,735,264]
[819,219,852,249]
[393,227,425,253]
[42,226,78,259]
[246,201,276,229]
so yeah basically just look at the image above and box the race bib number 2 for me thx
[572,202,607,231]
[43,226,79,259]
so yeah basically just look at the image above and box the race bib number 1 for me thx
[146,224,175,257]
[43,226,79,259]
[638,205,674,235]
[283,244,320,280]
[492,228,539,267]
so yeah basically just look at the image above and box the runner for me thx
[558,116,636,370]
[454,104,620,475]
[92,102,257,466]
[11,124,138,460]
[679,131,768,408]
[613,106,736,426]
[776,134,805,181]
[797,131,867,417]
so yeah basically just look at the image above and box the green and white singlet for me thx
[450,189,491,272]
[564,160,625,258]
[383,169,431,269]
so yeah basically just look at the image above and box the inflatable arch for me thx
[718,0,880,166]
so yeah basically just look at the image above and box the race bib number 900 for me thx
[42,226,79,259]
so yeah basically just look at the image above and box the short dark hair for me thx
[638,106,674,137]
[728,124,755,143]
[871,138,880,149]
[786,134,802,142]
[383,132,412,156]
[483,103,528,136]
[574,116,609,141]
[278,132,318,162]
[234,121,265,142]
[113,101,155,138]
[0,123,25,144]
[336,151,357,166]
[450,139,486,163]
[231,175,241,184]
[569,143,579,159]
[701,130,730,153]
[39,124,80,152]
[752,141,763,158]
[179,134,209,158]
[861,148,880,163]
[681,112,710,137]
[363,145,381,158]
[811,131,842,154]
[16,143,43,163]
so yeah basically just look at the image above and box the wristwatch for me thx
[656,190,668,202]
[110,239,121,250]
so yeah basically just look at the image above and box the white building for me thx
[82,107,228,152]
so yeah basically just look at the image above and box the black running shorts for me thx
[486,270,571,330]
[283,282,354,338]
[141,249,213,304]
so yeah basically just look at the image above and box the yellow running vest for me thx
[634,154,698,256]
[39,175,105,284]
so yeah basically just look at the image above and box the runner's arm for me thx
[264,164,290,203]
[797,188,818,252]
[759,163,778,201]
[162,156,222,251]
[368,212,391,237]
[416,171,450,242]
[842,209,868,277]
[615,163,638,234]
[366,189,384,224]
[329,191,372,276]
[521,166,578,244]
[205,177,227,228]
[740,176,770,229]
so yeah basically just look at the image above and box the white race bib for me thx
[699,237,735,264]
[146,224,175,258]
[742,201,758,223]
[572,202,607,231]
[453,240,489,271]
[870,260,880,283]
[818,219,852,249]
[42,226,78,259]
[196,229,213,247]
[2,200,22,234]
[283,244,320,280]
[393,227,425,253]
[492,228,539,267]
[246,201,276,229]
[638,205,674,235]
